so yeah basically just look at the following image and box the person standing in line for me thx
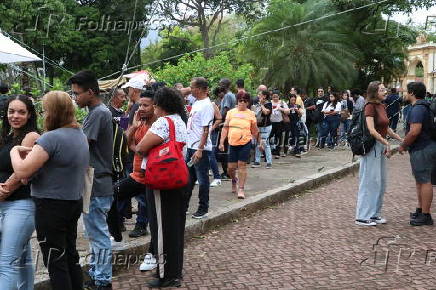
[269,90,288,158]
[355,81,403,226]
[10,91,88,290]
[69,71,114,290]
[351,88,365,112]
[218,78,236,180]
[319,93,341,149]
[339,91,354,145]
[236,79,246,95]
[399,82,436,226]
[108,89,127,124]
[186,77,215,219]
[136,87,189,288]
[0,95,39,289]
[384,88,402,133]
[208,88,223,187]
[284,94,304,157]
[219,92,261,199]
[314,88,328,147]
[252,90,273,168]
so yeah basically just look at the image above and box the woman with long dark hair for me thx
[320,92,342,149]
[355,81,402,226]
[136,87,189,288]
[10,91,89,289]
[0,95,40,289]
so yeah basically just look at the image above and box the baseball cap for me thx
[122,77,144,89]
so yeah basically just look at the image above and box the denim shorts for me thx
[410,143,436,183]
[228,141,251,163]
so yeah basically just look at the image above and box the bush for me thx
[153,52,254,92]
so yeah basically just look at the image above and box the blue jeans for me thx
[135,194,148,227]
[186,148,210,213]
[208,130,221,179]
[84,196,113,286]
[320,115,341,148]
[0,199,35,290]
[255,125,272,164]
[340,119,351,142]
[356,142,386,220]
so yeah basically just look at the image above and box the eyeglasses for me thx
[238,99,249,103]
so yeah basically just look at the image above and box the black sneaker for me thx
[251,162,261,168]
[147,278,181,288]
[192,210,208,219]
[129,224,148,238]
[220,173,231,181]
[355,219,376,226]
[410,208,422,220]
[410,213,434,226]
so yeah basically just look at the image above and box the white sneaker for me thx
[195,180,199,185]
[355,219,377,226]
[110,237,124,250]
[371,217,387,224]
[139,253,157,272]
[210,179,222,187]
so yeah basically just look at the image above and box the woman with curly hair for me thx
[0,95,40,289]
[136,87,189,288]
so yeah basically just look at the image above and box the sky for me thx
[390,5,436,27]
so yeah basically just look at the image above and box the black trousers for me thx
[34,198,83,290]
[283,121,300,154]
[270,122,284,155]
[147,186,189,280]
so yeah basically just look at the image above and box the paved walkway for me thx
[113,153,436,289]
[34,146,355,283]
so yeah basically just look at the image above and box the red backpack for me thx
[143,117,189,190]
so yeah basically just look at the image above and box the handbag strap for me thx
[164,117,176,142]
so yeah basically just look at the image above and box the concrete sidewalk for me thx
[34,146,365,288]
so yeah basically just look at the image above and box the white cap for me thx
[122,77,144,89]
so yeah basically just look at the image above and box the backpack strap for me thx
[165,116,176,141]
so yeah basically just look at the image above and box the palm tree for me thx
[245,0,358,92]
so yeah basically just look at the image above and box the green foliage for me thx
[245,0,358,92]
[153,52,254,91]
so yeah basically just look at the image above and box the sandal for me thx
[237,187,245,199]
[231,178,238,194]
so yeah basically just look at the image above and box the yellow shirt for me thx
[226,108,256,146]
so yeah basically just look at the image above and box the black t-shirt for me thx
[109,105,125,124]
[288,104,301,123]
[0,138,31,201]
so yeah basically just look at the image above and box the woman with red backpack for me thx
[136,87,189,288]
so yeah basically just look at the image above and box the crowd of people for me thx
[0,71,436,290]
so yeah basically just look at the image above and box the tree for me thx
[245,0,358,92]
[0,0,152,85]
[156,0,265,58]
[153,52,254,90]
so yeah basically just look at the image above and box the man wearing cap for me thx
[122,77,144,125]
[0,82,10,118]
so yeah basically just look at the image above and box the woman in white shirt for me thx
[320,92,342,149]
[136,87,188,288]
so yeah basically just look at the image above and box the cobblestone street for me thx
[113,153,436,289]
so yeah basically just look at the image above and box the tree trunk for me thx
[201,24,212,59]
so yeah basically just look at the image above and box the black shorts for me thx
[228,141,252,163]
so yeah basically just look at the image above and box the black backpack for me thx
[347,104,375,156]
[112,120,129,180]
[415,100,436,141]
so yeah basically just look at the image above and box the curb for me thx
[35,146,399,289]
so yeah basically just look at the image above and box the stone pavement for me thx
[35,147,355,284]
[112,153,436,289]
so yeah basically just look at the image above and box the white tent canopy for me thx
[0,32,41,63]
